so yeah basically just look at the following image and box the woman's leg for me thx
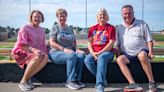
[76,53,85,81]
[28,55,48,79]
[84,54,97,77]
[49,51,77,81]
[96,52,114,86]
[20,55,45,83]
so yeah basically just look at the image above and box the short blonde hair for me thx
[29,10,44,23]
[96,8,109,23]
[56,8,67,17]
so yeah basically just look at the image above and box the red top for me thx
[88,23,115,52]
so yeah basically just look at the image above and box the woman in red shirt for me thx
[84,8,115,92]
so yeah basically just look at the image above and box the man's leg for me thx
[138,51,157,91]
[137,51,155,82]
[116,55,135,84]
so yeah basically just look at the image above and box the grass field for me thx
[0,43,164,49]
[154,44,164,48]
[4,37,17,42]
[2,34,164,42]
[0,44,13,48]
[0,56,9,60]
[152,34,164,41]
[0,34,164,61]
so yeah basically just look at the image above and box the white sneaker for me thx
[65,81,80,90]
[19,82,32,91]
[77,81,85,88]
[96,85,104,92]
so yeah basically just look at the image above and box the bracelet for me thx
[29,47,33,52]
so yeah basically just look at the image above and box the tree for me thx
[54,21,58,25]
[0,26,6,32]
[44,28,50,34]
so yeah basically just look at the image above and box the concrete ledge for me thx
[0,48,164,59]
[0,62,164,83]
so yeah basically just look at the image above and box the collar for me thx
[122,18,137,28]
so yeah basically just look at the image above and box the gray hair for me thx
[121,4,133,11]
[96,8,109,22]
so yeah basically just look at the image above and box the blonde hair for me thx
[29,10,44,23]
[96,8,109,23]
[56,8,67,17]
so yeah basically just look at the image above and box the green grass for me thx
[154,44,164,48]
[153,55,164,62]
[77,44,87,48]
[0,34,164,61]
[0,56,9,60]
[154,58,164,62]
[4,37,17,42]
[153,34,164,41]
[112,55,164,62]
[1,44,164,49]
[0,44,13,48]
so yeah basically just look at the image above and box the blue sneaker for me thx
[96,85,104,92]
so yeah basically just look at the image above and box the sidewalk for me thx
[0,83,164,92]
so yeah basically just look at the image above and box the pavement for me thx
[0,83,164,92]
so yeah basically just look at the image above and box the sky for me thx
[0,0,164,31]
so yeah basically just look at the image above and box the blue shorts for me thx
[123,49,148,64]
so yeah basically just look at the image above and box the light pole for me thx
[142,0,144,21]
[29,0,31,14]
[85,0,87,29]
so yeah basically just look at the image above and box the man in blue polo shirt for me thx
[116,4,157,92]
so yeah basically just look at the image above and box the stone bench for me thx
[0,48,164,83]
[0,61,164,83]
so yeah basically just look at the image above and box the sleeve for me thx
[49,25,57,40]
[17,26,29,47]
[116,25,120,47]
[42,30,48,54]
[69,26,77,49]
[143,23,153,42]
[109,26,116,40]
[88,26,95,39]
[69,26,76,39]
